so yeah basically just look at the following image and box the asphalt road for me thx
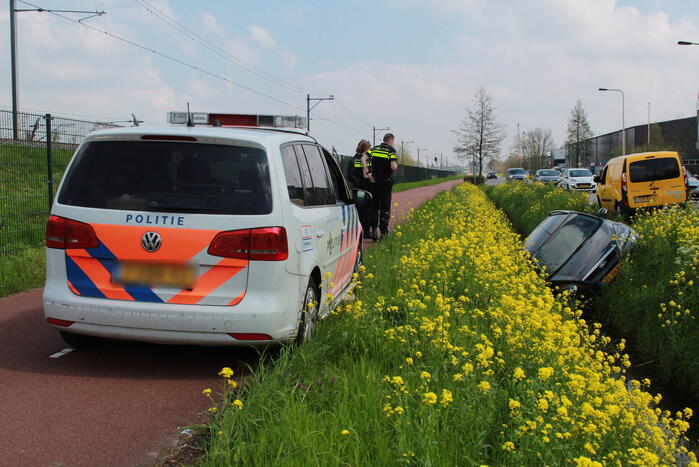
[0,179,461,467]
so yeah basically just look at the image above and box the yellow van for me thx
[596,151,687,215]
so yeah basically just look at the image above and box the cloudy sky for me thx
[1,0,698,164]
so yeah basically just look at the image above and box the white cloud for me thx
[201,12,225,38]
[248,26,276,48]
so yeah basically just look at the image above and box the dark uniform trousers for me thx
[370,180,393,235]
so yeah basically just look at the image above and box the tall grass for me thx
[0,247,45,297]
[201,184,694,466]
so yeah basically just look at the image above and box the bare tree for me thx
[565,100,593,168]
[522,128,555,171]
[453,87,505,177]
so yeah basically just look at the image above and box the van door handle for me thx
[316,231,325,238]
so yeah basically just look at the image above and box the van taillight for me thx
[621,172,627,193]
[208,227,288,261]
[46,215,99,249]
[683,167,689,190]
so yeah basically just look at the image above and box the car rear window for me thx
[569,169,592,177]
[529,214,601,273]
[629,157,680,183]
[58,140,272,214]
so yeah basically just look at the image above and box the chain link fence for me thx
[0,110,120,255]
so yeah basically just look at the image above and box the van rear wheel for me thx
[295,278,319,345]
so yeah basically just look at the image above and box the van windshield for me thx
[629,157,680,183]
[58,140,272,215]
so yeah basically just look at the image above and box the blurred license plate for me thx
[634,196,653,203]
[579,184,590,188]
[117,263,195,288]
[602,262,623,284]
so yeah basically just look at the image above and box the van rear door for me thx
[627,154,686,207]
[53,137,276,306]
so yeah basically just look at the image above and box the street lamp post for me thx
[400,140,413,183]
[417,148,427,167]
[598,88,625,156]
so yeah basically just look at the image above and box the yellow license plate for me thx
[602,262,623,284]
[117,263,196,288]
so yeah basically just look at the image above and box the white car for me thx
[559,168,596,192]
[43,112,367,347]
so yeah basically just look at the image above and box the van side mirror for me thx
[593,175,601,184]
[597,208,608,218]
[352,188,372,205]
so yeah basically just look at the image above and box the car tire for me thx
[59,331,104,348]
[353,243,363,275]
[295,278,319,345]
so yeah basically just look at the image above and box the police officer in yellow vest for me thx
[346,140,374,239]
[367,133,398,240]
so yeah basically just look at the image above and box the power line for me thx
[134,0,309,95]
[16,0,366,135]
[17,0,306,112]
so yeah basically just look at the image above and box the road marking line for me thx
[49,348,75,359]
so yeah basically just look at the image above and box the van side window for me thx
[322,148,350,204]
[300,144,334,205]
[600,166,608,184]
[293,145,316,206]
[280,145,306,206]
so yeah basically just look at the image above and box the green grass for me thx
[0,247,45,297]
[0,143,73,254]
[484,181,596,236]
[199,184,694,466]
[392,175,462,192]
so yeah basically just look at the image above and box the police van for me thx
[43,112,369,347]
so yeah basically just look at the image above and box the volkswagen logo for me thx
[141,232,162,253]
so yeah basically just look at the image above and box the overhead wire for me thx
[18,0,370,135]
[134,0,309,95]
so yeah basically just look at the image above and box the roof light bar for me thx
[166,112,307,130]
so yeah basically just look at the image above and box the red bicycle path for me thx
[0,179,461,467]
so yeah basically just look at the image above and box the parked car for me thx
[43,111,369,348]
[525,210,637,293]
[559,168,596,192]
[506,168,529,181]
[686,170,699,200]
[534,169,562,185]
[487,172,498,180]
[595,151,687,215]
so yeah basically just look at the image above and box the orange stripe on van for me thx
[91,224,220,263]
[228,291,246,306]
[167,261,246,305]
[67,253,134,301]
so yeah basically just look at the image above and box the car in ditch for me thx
[524,209,637,293]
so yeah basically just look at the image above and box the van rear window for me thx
[629,157,680,183]
[58,140,272,215]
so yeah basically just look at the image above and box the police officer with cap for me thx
[367,133,398,240]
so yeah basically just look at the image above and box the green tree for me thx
[564,100,593,167]
[453,87,505,177]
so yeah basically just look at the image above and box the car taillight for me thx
[250,227,288,261]
[45,215,99,249]
[47,317,74,327]
[207,229,250,260]
[208,227,288,261]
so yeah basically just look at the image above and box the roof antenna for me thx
[186,102,194,127]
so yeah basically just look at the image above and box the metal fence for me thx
[336,154,457,183]
[0,110,120,255]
